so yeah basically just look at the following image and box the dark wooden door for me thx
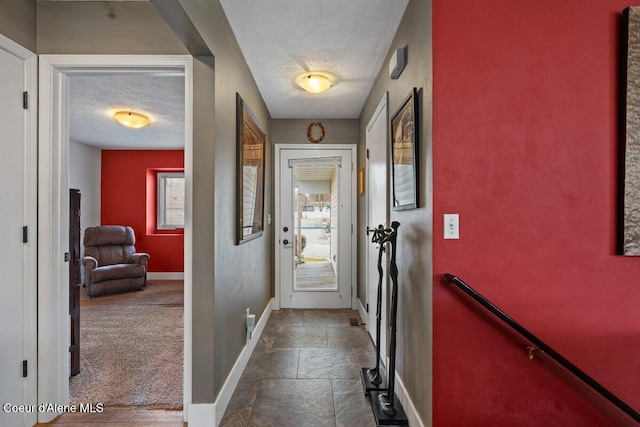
[69,189,81,376]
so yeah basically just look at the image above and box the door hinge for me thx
[366,303,369,313]
[23,92,28,109]
[351,224,353,234]
[366,148,370,159]
[22,226,28,243]
[22,360,27,377]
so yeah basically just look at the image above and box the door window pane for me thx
[293,166,338,291]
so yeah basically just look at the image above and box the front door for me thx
[277,146,355,309]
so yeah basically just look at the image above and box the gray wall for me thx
[272,119,359,145]
[177,0,273,401]
[36,0,272,406]
[190,55,217,403]
[37,1,187,54]
[357,0,433,424]
[0,0,36,52]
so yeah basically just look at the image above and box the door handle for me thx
[283,239,289,245]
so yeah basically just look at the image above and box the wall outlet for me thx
[444,214,459,239]
[246,310,256,340]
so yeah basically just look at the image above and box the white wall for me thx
[69,139,101,252]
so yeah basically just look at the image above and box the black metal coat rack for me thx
[361,225,390,394]
[363,221,408,426]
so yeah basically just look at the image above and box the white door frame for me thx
[274,144,357,310]
[38,55,194,423]
[0,33,38,427]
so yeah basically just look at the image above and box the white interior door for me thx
[0,37,36,427]
[366,94,389,362]
[277,147,354,309]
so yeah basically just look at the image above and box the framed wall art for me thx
[620,7,640,255]
[390,88,418,210]
[307,121,325,143]
[236,93,266,244]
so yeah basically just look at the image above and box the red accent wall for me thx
[433,1,640,425]
[101,150,184,272]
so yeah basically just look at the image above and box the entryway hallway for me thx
[37,309,376,426]
[220,309,376,426]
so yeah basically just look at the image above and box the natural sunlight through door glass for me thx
[293,166,338,291]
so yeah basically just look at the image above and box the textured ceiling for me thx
[69,73,185,149]
[219,0,409,119]
[66,0,408,148]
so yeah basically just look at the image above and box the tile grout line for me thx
[324,325,328,348]
[244,379,263,427]
[330,378,338,427]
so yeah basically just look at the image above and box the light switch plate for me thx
[444,214,459,239]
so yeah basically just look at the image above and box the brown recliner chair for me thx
[82,225,149,297]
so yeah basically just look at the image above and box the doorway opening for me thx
[38,55,193,424]
[65,70,186,410]
[275,144,357,310]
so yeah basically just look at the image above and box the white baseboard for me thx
[187,403,215,427]
[214,298,273,425]
[205,298,273,427]
[185,298,425,427]
[147,272,184,280]
[186,298,273,427]
[360,298,426,426]
[358,298,368,329]
[395,371,428,427]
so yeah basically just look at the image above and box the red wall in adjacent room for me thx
[101,150,184,272]
[433,1,640,425]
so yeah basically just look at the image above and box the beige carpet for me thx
[69,280,184,410]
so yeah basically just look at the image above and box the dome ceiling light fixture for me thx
[113,110,152,129]
[297,73,332,94]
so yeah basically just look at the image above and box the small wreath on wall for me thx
[307,122,325,143]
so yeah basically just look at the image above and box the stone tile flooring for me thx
[220,309,377,427]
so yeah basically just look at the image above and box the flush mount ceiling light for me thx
[113,111,151,128]
[297,73,332,94]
